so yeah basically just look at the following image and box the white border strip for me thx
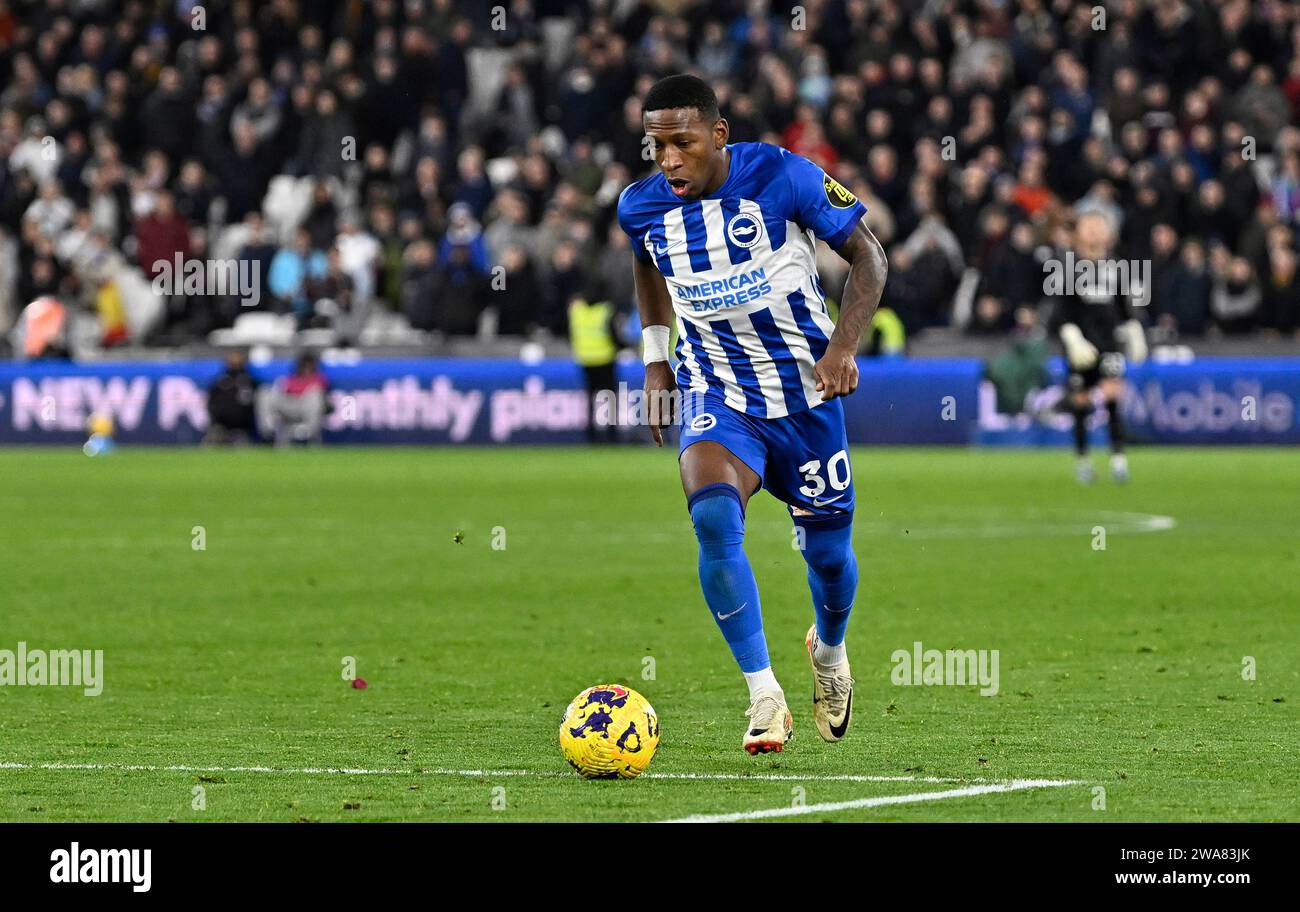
[0,761,979,785]
[662,778,1082,822]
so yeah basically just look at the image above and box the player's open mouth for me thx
[667,177,690,196]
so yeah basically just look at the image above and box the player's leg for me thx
[763,399,857,742]
[681,440,765,686]
[678,405,792,754]
[799,515,858,741]
[1099,369,1128,482]
[801,517,857,661]
[1067,370,1095,483]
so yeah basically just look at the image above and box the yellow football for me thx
[559,684,660,779]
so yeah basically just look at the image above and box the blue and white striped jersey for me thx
[618,141,866,418]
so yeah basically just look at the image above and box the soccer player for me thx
[618,75,888,754]
[1049,211,1148,483]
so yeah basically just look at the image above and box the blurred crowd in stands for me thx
[1,0,1299,357]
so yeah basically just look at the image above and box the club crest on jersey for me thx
[726,211,764,249]
[688,413,717,433]
[823,174,858,209]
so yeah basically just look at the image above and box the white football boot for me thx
[743,692,793,755]
[1110,453,1129,484]
[806,626,855,742]
[1076,457,1096,484]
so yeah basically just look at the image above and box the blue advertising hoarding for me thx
[0,356,1294,446]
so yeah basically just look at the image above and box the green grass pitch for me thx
[0,445,1296,822]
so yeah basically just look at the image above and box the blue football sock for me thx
[689,483,769,674]
[799,517,857,647]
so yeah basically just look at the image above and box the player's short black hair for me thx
[642,74,720,122]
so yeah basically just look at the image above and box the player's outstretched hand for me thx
[644,361,677,447]
[813,341,859,401]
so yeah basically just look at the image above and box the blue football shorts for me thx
[678,391,855,525]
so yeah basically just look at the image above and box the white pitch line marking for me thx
[662,778,1082,822]
[645,772,969,784]
[856,511,1176,540]
[0,761,979,785]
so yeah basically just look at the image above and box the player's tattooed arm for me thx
[816,219,888,400]
[633,256,677,446]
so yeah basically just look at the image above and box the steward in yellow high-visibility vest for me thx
[569,292,619,443]
[864,306,906,356]
[569,297,617,367]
